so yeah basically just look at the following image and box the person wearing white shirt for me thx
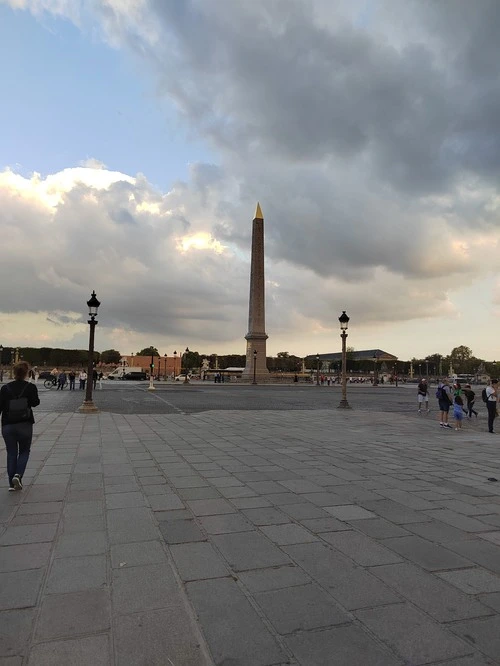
[486,379,498,434]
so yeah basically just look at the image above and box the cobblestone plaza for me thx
[1,383,500,665]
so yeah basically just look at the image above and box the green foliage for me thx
[137,347,159,357]
[101,349,122,364]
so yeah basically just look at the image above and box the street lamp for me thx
[338,311,351,409]
[79,290,100,413]
[173,351,177,379]
[316,353,320,386]
[164,353,167,380]
[184,347,190,384]
[148,349,156,391]
[252,349,257,385]
[418,363,422,379]
[394,360,399,388]
[373,353,379,386]
[425,360,429,379]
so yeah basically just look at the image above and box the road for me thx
[30,380,465,416]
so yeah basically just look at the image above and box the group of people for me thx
[52,369,102,390]
[418,377,498,433]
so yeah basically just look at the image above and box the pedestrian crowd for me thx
[418,376,497,433]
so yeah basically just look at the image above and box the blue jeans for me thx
[2,422,33,486]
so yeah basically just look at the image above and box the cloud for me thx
[3,0,500,355]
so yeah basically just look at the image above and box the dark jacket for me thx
[0,380,40,425]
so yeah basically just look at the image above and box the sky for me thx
[1,0,500,361]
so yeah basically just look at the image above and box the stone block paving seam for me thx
[1,408,500,665]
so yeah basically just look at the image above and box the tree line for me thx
[0,344,494,375]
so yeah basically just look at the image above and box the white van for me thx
[107,366,143,380]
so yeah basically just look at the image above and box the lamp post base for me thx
[337,399,351,409]
[78,400,99,413]
[147,382,156,391]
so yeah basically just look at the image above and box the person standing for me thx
[453,394,465,431]
[1,362,40,491]
[98,371,103,390]
[79,370,87,390]
[57,370,67,390]
[486,379,498,434]
[68,370,76,390]
[463,384,478,419]
[417,378,429,414]
[437,378,453,428]
[92,369,98,390]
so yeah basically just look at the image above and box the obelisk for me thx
[243,203,269,380]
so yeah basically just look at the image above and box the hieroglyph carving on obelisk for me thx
[243,203,269,378]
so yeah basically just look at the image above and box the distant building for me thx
[120,355,181,376]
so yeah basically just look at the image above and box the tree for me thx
[277,352,290,358]
[450,346,473,363]
[101,349,121,364]
[137,347,159,357]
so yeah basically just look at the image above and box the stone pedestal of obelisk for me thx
[242,203,269,381]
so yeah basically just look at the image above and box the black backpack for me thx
[482,388,489,403]
[5,384,31,424]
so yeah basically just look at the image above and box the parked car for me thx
[175,374,192,381]
[122,372,148,381]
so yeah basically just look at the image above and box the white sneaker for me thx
[12,475,22,490]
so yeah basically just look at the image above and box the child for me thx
[454,395,464,431]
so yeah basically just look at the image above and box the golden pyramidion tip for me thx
[254,202,263,219]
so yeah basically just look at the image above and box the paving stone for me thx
[66,488,104,502]
[0,569,44,610]
[383,535,473,570]
[260,523,318,545]
[187,578,285,666]
[159,519,205,544]
[323,505,376,521]
[446,539,500,575]
[437,568,500,594]
[322,530,403,566]
[62,514,105,534]
[0,524,57,546]
[36,589,110,640]
[169,476,209,488]
[255,583,349,634]
[284,542,400,610]
[300,517,350,533]
[361,499,431,524]
[278,479,325,493]
[10,513,60,527]
[238,565,311,593]
[45,555,107,594]
[177,487,221,500]
[452,616,500,662]
[372,562,492,621]
[107,507,158,544]
[0,543,51,572]
[265,492,309,505]
[27,634,110,666]
[170,542,229,581]
[480,592,500,612]
[115,607,211,666]
[302,492,346,507]
[198,514,253,534]
[23,485,67,503]
[406,519,475,544]
[230,497,272,509]
[285,624,401,666]
[186,498,236,516]
[112,563,178,614]
[280,502,328,520]
[110,541,168,569]
[242,507,290,526]
[357,603,472,663]
[0,609,34,657]
[212,531,290,571]
[54,531,107,558]
[425,509,493,533]
[62,500,103,518]
[348,517,411,539]
[105,492,145,509]
[17,502,62,515]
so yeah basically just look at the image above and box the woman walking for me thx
[1,362,40,491]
